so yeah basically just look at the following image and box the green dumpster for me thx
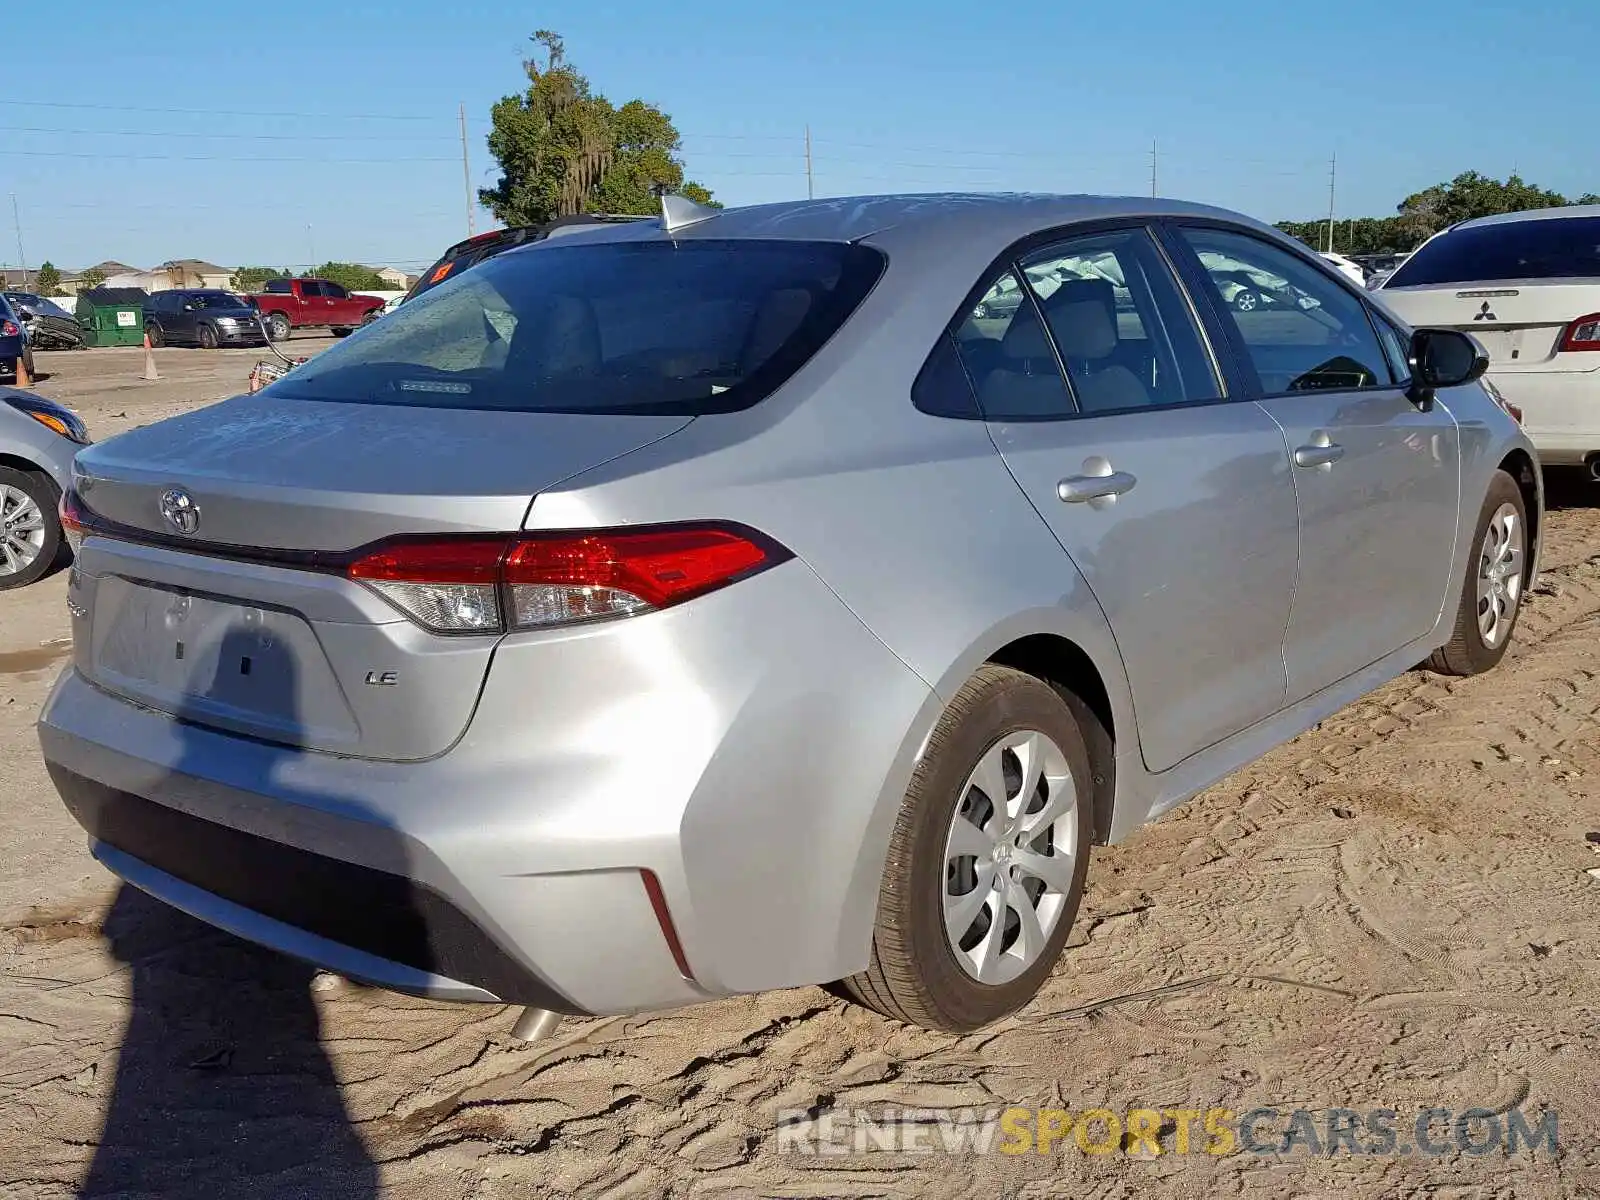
[75,287,149,348]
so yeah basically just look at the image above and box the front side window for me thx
[299,280,324,297]
[322,282,349,299]
[267,239,885,415]
[1178,227,1389,395]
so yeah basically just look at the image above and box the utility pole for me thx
[1325,152,1337,253]
[9,194,25,281]
[460,103,476,237]
[1150,137,1158,198]
[306,225,315,271]
[804,125,814,200]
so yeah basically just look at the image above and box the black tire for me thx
[197,323,219,350]
[0,466,62,590]
[1426,469,1528,676]
[21,348,34,381]
[1234,289,1260,312]
[331,326,353,338]
[361,308,381,325]
[144,322,164,348]
[838,665,1094,1032]
[267,312,291,342]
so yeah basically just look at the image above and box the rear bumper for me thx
[37,560,936,1013]
[1484,368,1600,464]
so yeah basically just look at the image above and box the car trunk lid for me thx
[1380,281,1600,371]
[70,395,691,759]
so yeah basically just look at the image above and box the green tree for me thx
[231,265,289,292]
[480,30,715,225]
[302,262,390,292]
[1396,171,1570,241]
[1277,171,1597,255]
[76,268,107,291]
[35,261,61,294]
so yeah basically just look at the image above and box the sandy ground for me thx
[2,345,1599,1198]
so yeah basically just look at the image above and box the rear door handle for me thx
[1293,442,1345,468]
[1058,470,1137,503]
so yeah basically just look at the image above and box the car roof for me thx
[1452,203,1600,232]
[519,192,1277,253]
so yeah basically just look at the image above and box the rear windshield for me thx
[268,239,886,415]
[1386,215,1600,287]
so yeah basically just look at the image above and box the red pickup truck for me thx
[249,278,385,341]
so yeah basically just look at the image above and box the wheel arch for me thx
[1497,447,1541,584]
[986,633,1117,846]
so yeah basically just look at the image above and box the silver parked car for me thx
[39,194,1539,1034]
[0,388,89,588]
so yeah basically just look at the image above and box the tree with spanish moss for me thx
[479,31,716,226]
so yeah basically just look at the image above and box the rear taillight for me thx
[1,320,17,337]
[346,523,787,635]
[59,489,86,556]
[1559,312,1600,352]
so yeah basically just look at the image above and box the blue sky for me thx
[2,0,1591,274]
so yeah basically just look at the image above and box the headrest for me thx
[1044,278,1117,360]
[538,294,601,373]
[742,288,814,371]
[999,306,1054,360]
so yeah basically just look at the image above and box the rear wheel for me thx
[838,666,1093,1032]
[20,348,34,382]
[331,326,353,337]
[267,312,291,342]
[1427,469,1527,676]
[1234,288,1260,312]
[0,467,60,590]
[144,321,164,348]
[196,323,219,350]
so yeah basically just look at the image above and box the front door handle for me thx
[1058,469,1137,503]
[1293,441,1344,468]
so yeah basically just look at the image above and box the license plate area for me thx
[89,576,358,745]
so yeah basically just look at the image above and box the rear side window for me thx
[269,239,886,415]
[1387,216,1600,287]
[263,279,290,294]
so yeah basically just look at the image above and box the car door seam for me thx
[1250,400,1302,706]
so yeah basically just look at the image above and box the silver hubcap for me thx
[1476,501,1523,649]
[943,730,1077,985]
[0,484,45,576]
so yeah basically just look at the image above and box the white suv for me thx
[1378,205,1600,472]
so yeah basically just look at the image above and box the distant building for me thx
[0,268,41,290]
[156,260,234,290]
[375,266,411,288]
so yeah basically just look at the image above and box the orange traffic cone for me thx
[142,333,159,382]
[13,353,30,387]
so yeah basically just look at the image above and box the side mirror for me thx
[1407,328,1487,409]
[1410,328,1487,388]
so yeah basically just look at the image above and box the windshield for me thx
[1387,216,1600,287]
[268,238,885,415]
[190,291,252,309]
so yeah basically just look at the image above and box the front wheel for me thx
[197,323,219,350]
[1233,289,1260,312]
[331,326,353,338]
[0,466,61,590]
[838,666,1094,1032]
[267,313,291,342]
[1426,469,1528,676]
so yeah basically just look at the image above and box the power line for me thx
[0,124,460,143]
[0,97,456,122]
[0,149,459,163]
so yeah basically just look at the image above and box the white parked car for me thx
[1320,252,1368,287]
[1378,206,1600,472]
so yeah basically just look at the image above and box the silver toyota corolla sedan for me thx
[39,193,1540,1034]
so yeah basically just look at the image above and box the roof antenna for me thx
[658,189,719,234]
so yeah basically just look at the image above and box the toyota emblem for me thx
[159,487,201,535]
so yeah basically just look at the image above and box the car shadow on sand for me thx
[78,626,383,1199]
